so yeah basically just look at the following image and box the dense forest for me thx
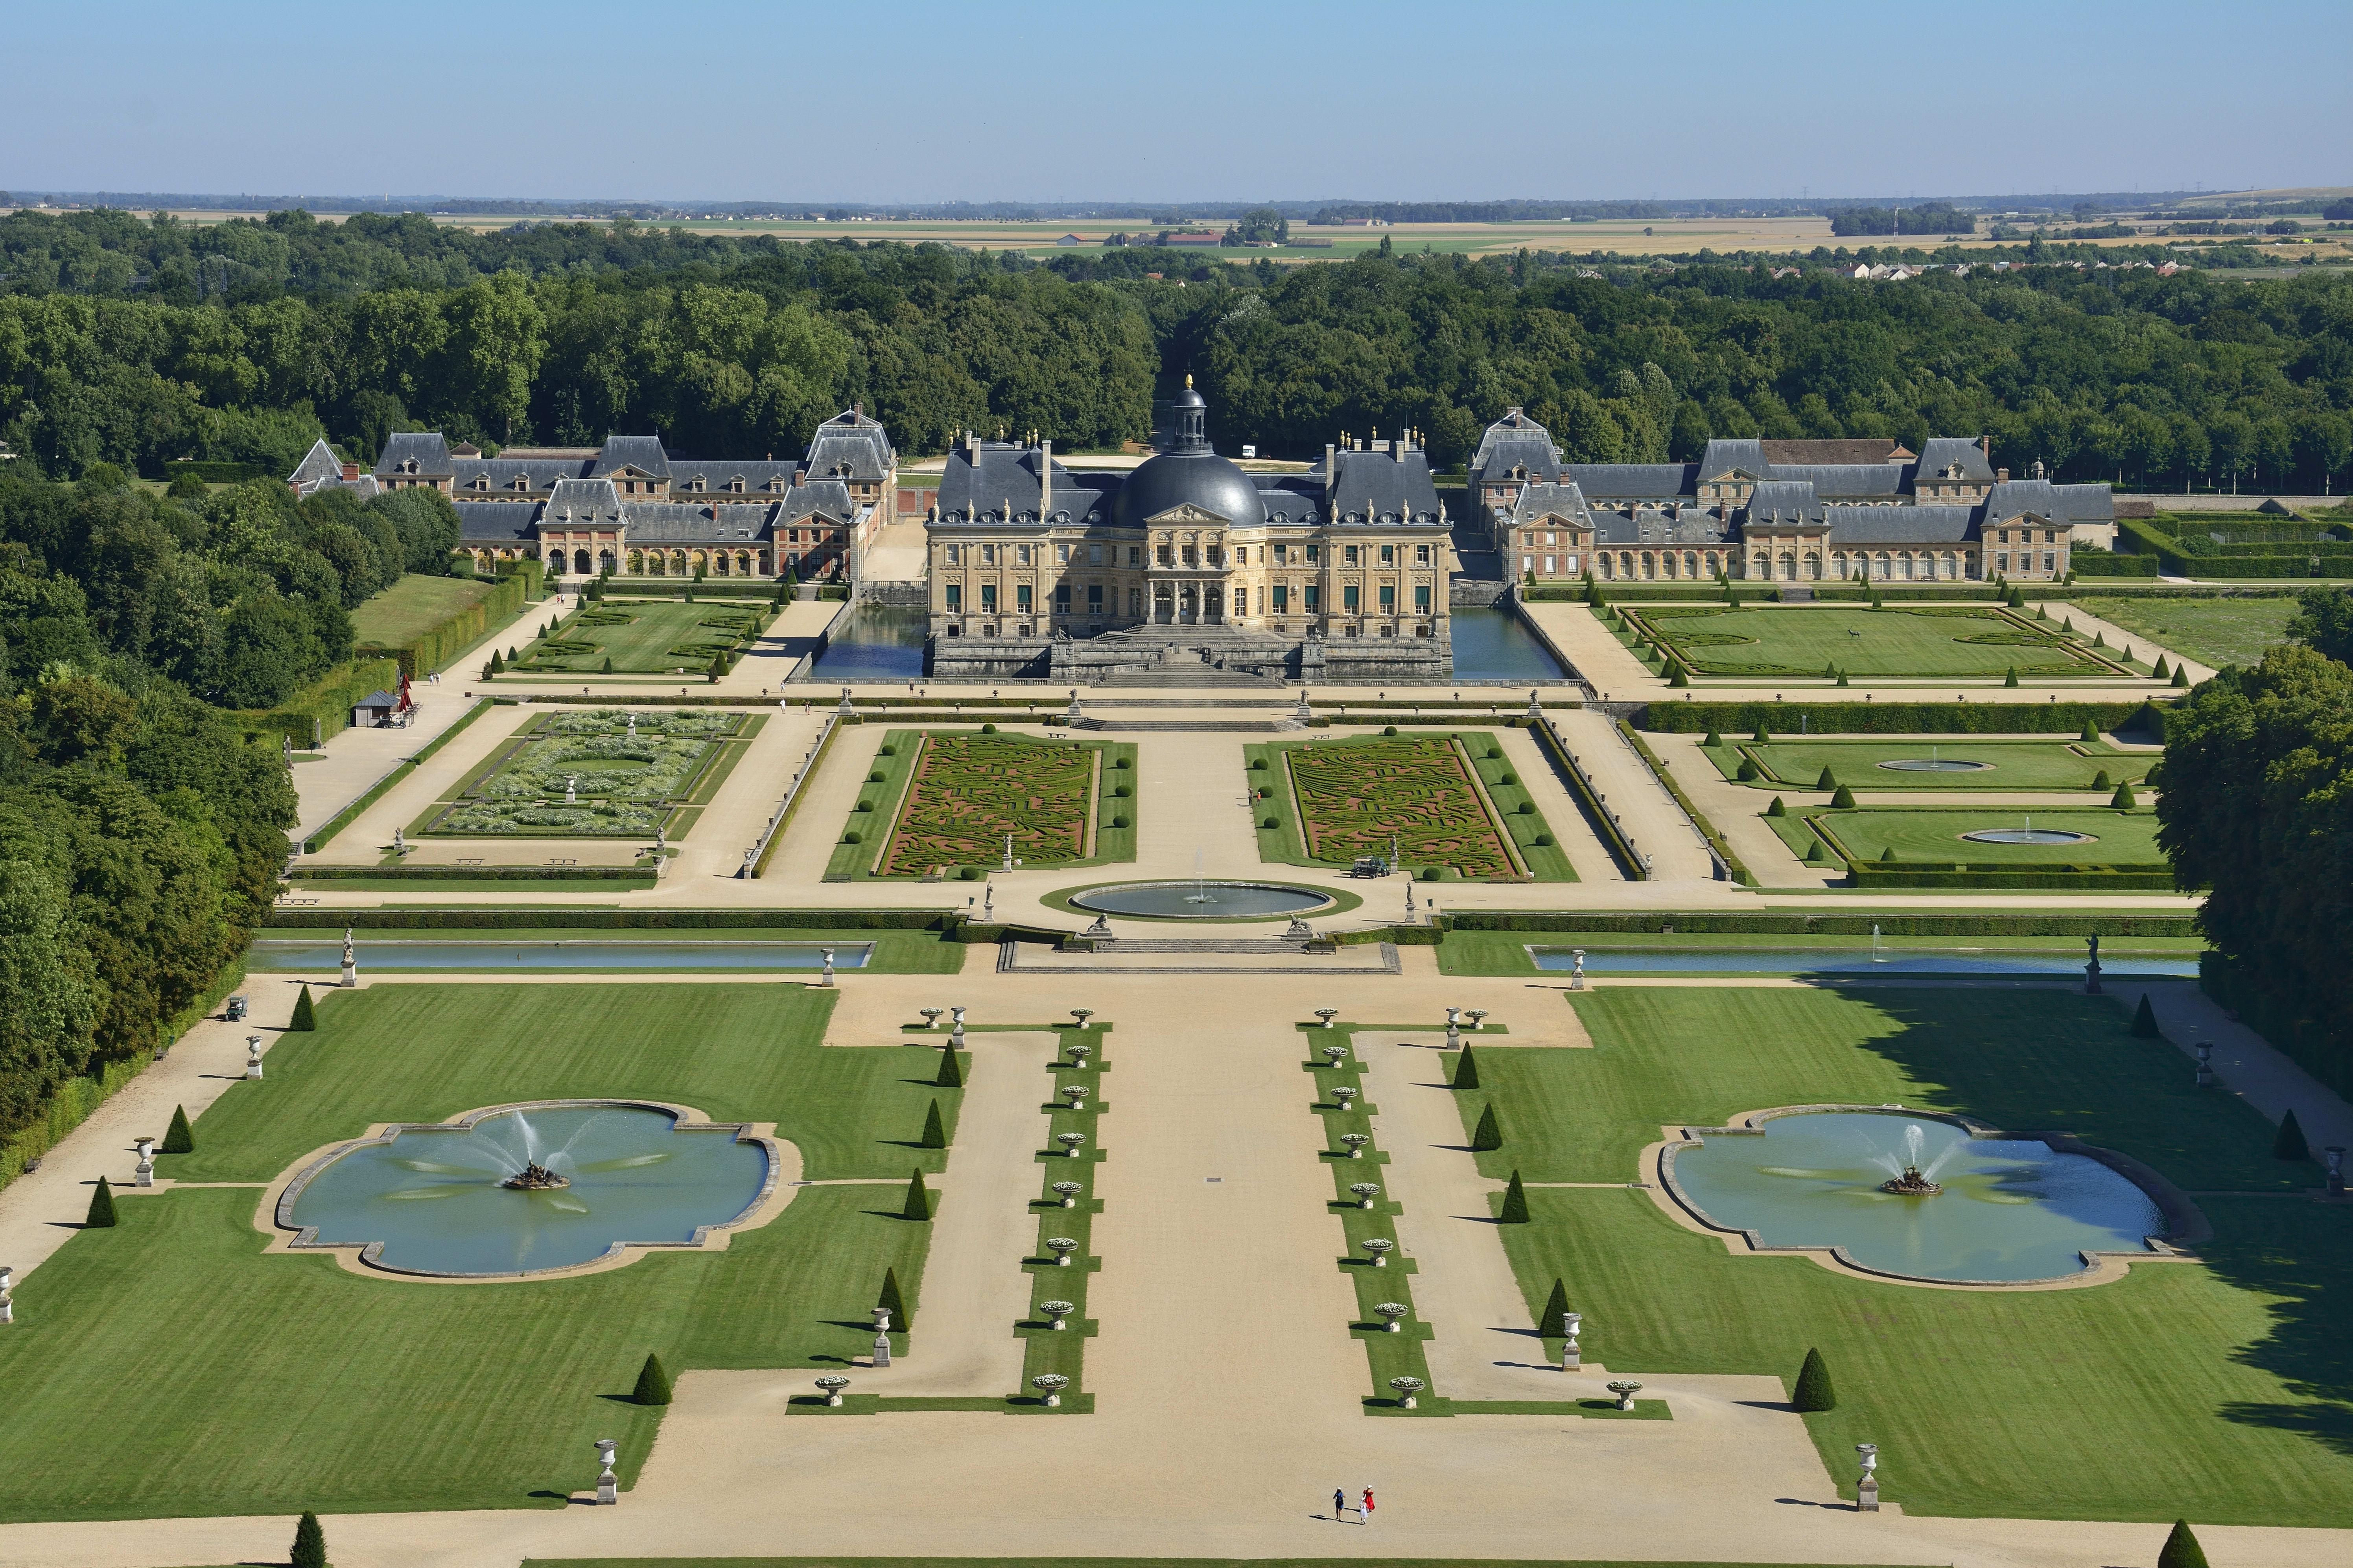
[2,209,2348,495]
[2159,591,2353,1096]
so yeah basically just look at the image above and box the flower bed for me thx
[1283,735,1518,879]
[422,709,747,836]
[877,733,1098,874]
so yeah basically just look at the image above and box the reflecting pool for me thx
[1448,606,1570,682]
[1528,947,2196,977]
[1069,881,1333,918]
[249,940,870,971]
[282,1103,772,1277]
[1667,1111,2167,1282]
[810,604,928,680]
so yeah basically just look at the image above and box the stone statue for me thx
[341,927,357,988]
[2083,934,2103,996]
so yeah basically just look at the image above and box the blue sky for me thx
[8,0,2346,203]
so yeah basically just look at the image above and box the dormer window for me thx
[512,474,529,490]
[688,477,704,492]
[402,459,418,474]
[472,476,488,490]
[730,478,745,494]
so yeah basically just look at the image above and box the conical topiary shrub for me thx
[2092,769,2111,790]
[1452,1045,1480,1090]
[1538,1277,1571,1338]
[1753,724,1770,743]
[902,1167,932,1220]
[1879,845,1898,864]
[161,1104,193,1155]
[878,1266,909,1331]
[633,1352,674,1406]
[1767,796,1786,817]
[1832,785,1856,809]
[2172,667,2191,688]
[919,1099,947,1150]
[1703,729,1722,748]
[2153,655,2171,680]
[2157,1519,2210,1568]
[85,1176,118,1228]
[289,984,315,1031]
[934,1043,963,1087]
[1816,766,1837,791]
[290,1511,327,1568]
[2131,994,2160,1037]
[2274,1108,2310,1163]
[1471,1103,1502,1152]
[1498,1169,1530,1223]
[2005,666,2019,687]
[1791,1346,1836,1411]
[2080,719,2099,742]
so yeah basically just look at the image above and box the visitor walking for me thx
[1333,1487,1349,1521]
[1361,1487,1375,1524]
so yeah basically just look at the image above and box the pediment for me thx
[1145,503,1235,527]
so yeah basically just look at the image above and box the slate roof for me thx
[452,457,591,494]
[290,438,343,487]
[1468,409,1562,485]
[803,407,896,481]
[1592,509,1734,548]
[1322,447,1444,525]
[623,504,775,545]
[1911,438,1996,485]
[778,481,859,527]
[455,501,539,543]
[375,431,453,479]
[1817,504,1977,544]
[1695,438,1769,481]
[669,459,802,495]
[1758,438,1911,466]
[937,443,1094,523]
[1765,463,1906,499]
[1256,477,1327,525]
[1983,479,2114,525]
[1743,480,1830,525]
[588,435,673,480]
[543,477,625,525]
[1503,481,1597,529]
[1565,463,1697,500]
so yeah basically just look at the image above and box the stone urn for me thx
[1038,1299,1074,1330]
[1056,1133,1087,1158]
[1051,1181,1083,1208]
[1314,1009,1339,1029]
[814,1375,850,1407]
[1374,1303,1409,1333]
[1607,1379,1644,1412]
[1349,1182,1381,1209]
[1362,1238,1394,1268]
[1387,1375,1424,1410]
[1031,1373,1069,1408]
[1045,1237,1080,1266]
[1340,1133,1370,1159]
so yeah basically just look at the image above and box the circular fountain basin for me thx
[280,1102,772,1278]
[1878,759,1994,772]
[1068,881,1335,919]
[1665,1111,2165,1283]
[1962,828,2097,845]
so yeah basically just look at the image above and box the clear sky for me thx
[7,0,2346,204]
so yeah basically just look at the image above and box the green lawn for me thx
[1629,605,2111,680]
[350,573,503,649]
[828,730,1137,881]
[1450,988,2351,1524]
[244,927,967,974]
[513,598,768,675]
[1432,929,2205,977]
[1806,807,2164,866]
[2073,595,2303,671]
[1246,733,1573,881]
[0,984,974,1522]
[1702,737,2154,791]
[417,709,759,839]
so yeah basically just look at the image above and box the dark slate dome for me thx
[1107,378,1264,529]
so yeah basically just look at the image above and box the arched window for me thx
[1778,552,1797,580]
[1898,553,1914,580]
[1874,551,1891,579]
[573,549,591,575]
[627,550,643,573]
[1940,551,1957,579]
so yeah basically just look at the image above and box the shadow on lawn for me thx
[1840,986,2353,1458]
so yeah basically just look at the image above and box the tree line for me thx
[2158,589,2353,1096]
[1,219,2349,494]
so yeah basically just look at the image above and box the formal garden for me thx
[502,599,770,677]
[1443,986,2351,1525]
[1701,735,2157,792]
[0,983,969,1522]
[1248,733,1572,882]
[1771,803,2169,883]
[828,730,1138,881]
[1614,604,2132,682]
[2072,594,2303,671]
[418,708,759,838]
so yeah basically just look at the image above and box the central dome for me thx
[1108,450,1265,530]
[1107,379,1264,529]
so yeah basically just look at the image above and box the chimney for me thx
[1039,440,1052,512]
[793,468,805,488]
[1325,444,1337,503]
[1997,468,2009,482]
[341,461,360,482]
[1980,435,1990,459]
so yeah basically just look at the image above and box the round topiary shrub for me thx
[1111,814,1130,829]
[1115,756,1131,769]
[1499,771,1517,785]
[1112,783,1131,797]
[1419,865,1444,881]
[855,799,873,812]
[1262,816,1278,829]
[1516,800,1535,814]
[1251,757,1267,770]
[867,770,885,783]
[843,829,863,844]
[1533,832,1554,847]
[981,722,998,733]
[960,865,982,881]
[878,743,896,756]
[1486,746,1502,759]
[1383,725,1398,736]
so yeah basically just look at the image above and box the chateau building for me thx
[1469,408,2113,585]
[922,381,1455,682]
[286,409,895,582]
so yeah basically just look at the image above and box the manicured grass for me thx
[420,709,757,838]
[1809,806,2164,866]
[162,984,963,1183]
[250,927,967,973]
[2073,595,2302,670]
[831,730,1136,881]
[0,1181,930,1522]
[1702,737,2155,791]
[350,573,503,649]
[1628,604,2109,680]
[516,598,767,674]
[1249,733,1568,881]
[1452,986,2351,1524]
[1431,929,2205,977]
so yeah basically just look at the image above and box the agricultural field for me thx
[1625,605,2118,681]
[0,984,953,1522]
[833,730,1136,880]
[1702,737,2156,792]
[1454,986,2350,1526]
[421,709,757,837]
[1789,806,2166,867]
[1253,733,1563,881]
[2072,595,2303,671]
[510,599,768,676]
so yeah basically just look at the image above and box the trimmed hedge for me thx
[358,572,530,678]
[265,907,956,930]
[1639,698,2174,738]
[1845,865,2177,890]
[157,459,272,484]
[2070,549,2160,578]
[236,657,403,748]
[1442,910,2199,936]
[293,864,647,882]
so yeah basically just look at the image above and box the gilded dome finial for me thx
[1185,373,1193,389]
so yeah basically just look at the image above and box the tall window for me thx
[1413,584,1430,612]
[945,584,962,610]
[1344,585,1361,611]
[1017,584,1034,612]
[1272,584,1289,611]
[1305,585,1321,610]
[1378,584,1395,610]
[980,584,997,611]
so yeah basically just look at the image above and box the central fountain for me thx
[501,1163,571,1191]
[1875,1122,1946,1196]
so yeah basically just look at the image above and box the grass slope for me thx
[517,599,767,675]
[1450,987,2349,1524]
[2072,595,2302,670]
[350,574,502,648]
[1704,738,2154,791]
[1634,605,2102,680]
[1809,807,2164,866]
